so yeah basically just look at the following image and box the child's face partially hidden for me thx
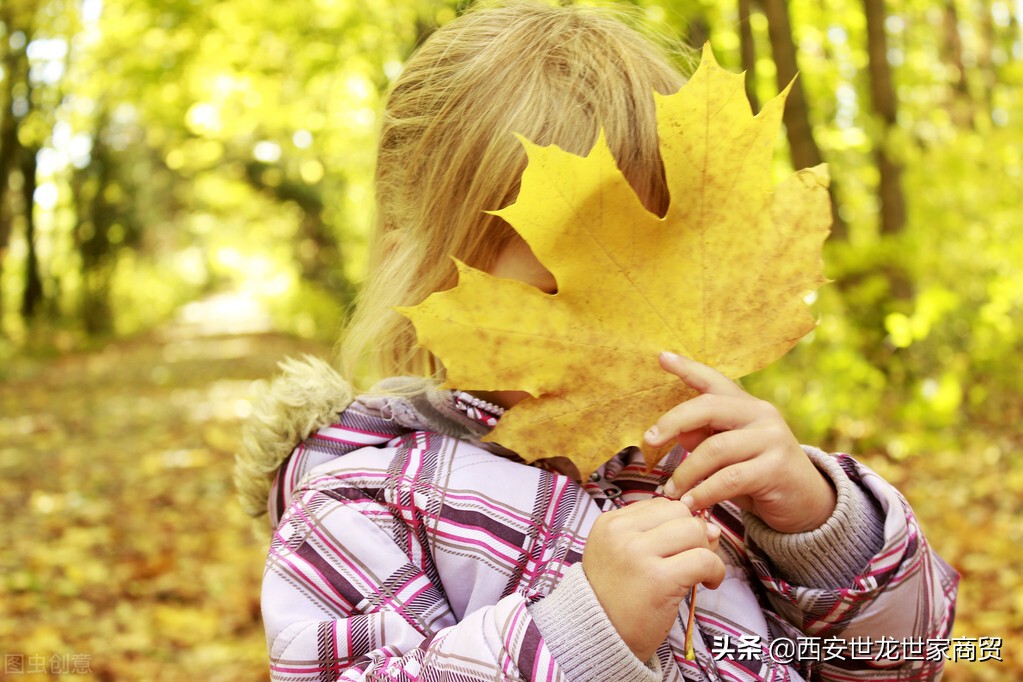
[488,235,557,295]
[474,235,557,411]
[474,231,586,483]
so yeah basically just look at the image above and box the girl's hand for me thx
[645,352,836,534]
[582,497,725,662]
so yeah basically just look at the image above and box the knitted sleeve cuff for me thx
[527,563,661,682]
[742,446,886,589]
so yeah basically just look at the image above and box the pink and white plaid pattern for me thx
[261,398,958,681]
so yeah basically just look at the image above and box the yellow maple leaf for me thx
[399,45,831,478]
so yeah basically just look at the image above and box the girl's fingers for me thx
[707,524,721,553]
[658,352,744,397]
[610,496,692,532]
[678,460,759,512]
[665,429,764,498]
[644,393,751,448]
[664,547,727,591]
[675,426,714,456]
[641,515,716,557]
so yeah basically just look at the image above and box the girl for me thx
[237,3,958,680]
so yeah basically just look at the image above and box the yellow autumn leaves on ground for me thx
[401,46,831,477]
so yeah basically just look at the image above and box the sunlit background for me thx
[0,0,1020,679]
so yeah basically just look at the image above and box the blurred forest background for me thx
[0,0,1020,679]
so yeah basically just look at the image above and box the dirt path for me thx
[0,294,331,681]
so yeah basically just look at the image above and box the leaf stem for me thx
[684,584,698,660]
[684,508,710,661]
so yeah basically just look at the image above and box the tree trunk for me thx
[75,124,117,335]
[737,0,759,113]
[0,5,18,210]
[760,0,847,239]
[760,0,820,169]
[20,145,42,319]
[863,0,906,236]
[0,4,27,335]
[0,89,15,335]
[976,2,997,118]
[942,0,972,127]
[687,16,710,55]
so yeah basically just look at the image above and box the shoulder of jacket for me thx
[236,355,355,517]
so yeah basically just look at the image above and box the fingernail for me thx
[706,523,720,540]
[663,479,678,498]
[681,494,695,509]
[660,351,681,363]
[644,426,659,443]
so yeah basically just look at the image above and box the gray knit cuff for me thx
[528,563,661,682]
[743,447,885,589]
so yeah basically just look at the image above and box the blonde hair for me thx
[341,0,688,384]
[237,1,689,518]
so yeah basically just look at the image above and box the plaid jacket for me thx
[260,386,958,681]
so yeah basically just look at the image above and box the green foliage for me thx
[1,0,467,343]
